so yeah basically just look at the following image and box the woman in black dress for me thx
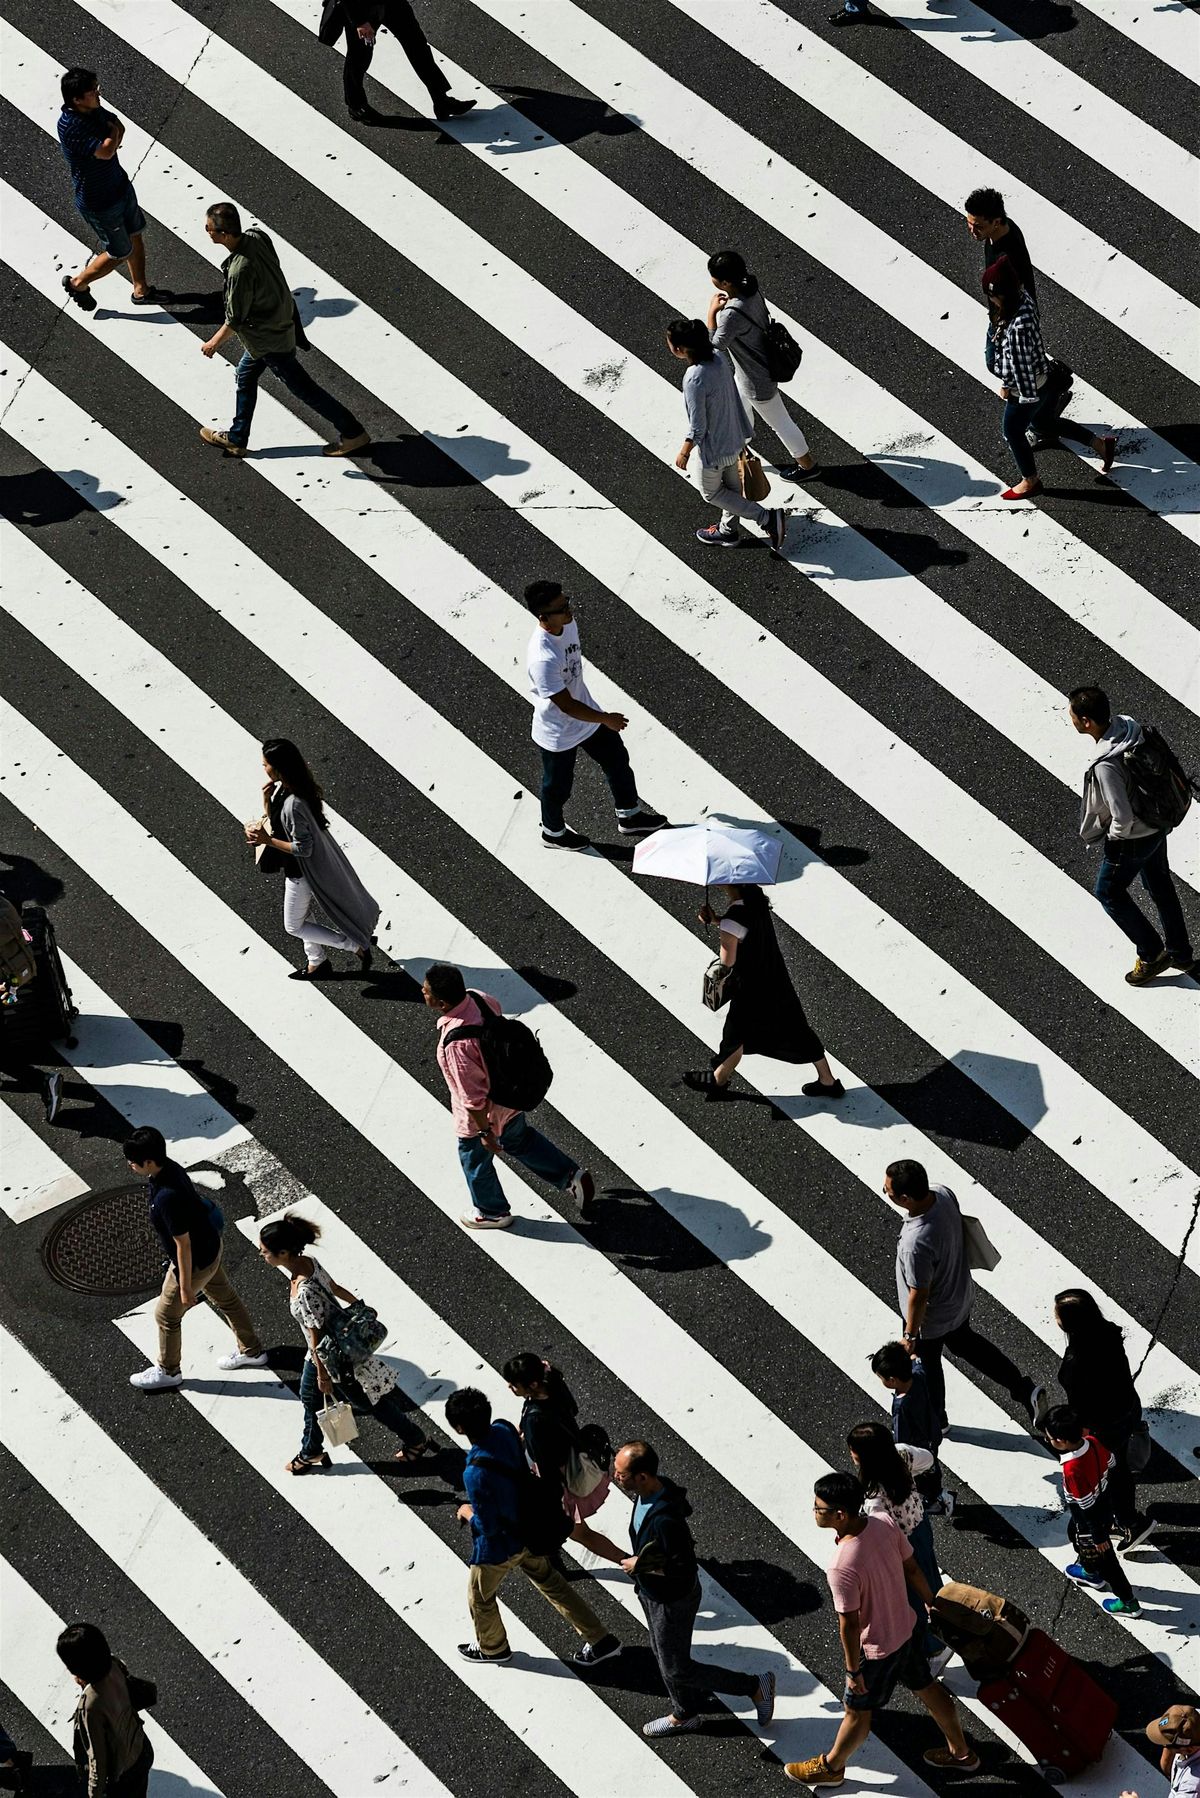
[1053,1289,1154,1550]
[682,884,843,1102]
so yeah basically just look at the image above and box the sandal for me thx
[286,1452,331,1474]
[288,958,333,981]
[681,1069,731,1102]
[393,1438,432,1463]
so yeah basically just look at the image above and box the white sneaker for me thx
[129,1365,183,1391]
[461,1213,514,1230]
[217,1351,269,1371]
[568,1168,596,1209]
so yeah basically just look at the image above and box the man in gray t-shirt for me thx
[886,1160,1040,1433]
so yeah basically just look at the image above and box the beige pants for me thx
[469,1550,606,1656]
[155,1252,263,1375]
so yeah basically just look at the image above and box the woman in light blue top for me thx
[666,318,790,554]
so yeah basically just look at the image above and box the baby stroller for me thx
[0,896,78,1055]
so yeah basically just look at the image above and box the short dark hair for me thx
[206,201,242,237]
[965,187,1005,221]
[445,1386,491,1437]
[666,318,714,362]
[617,1439,659,1478]
[814,1470,864,1515]
[1067,685,1111,731]
[870,1340,913,1381]
[885,1159,929,1202]
[523,579,564,616]
[57,1622,112,1684]
[424,963,466,1005]
[259,1213,320,1256]
[123,1125,167,1166]
[61,68,98,106]
[1041,1404,1082,1443]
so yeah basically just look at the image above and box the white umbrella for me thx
[631,820,782,888]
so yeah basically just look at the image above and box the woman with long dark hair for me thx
[1053,1290,1152,1548]
[245,738,379,980]
[666,318,790,553]
[682,884,842,1102]
[258,1212,432,1473]
[56,1622,153,1798]
[847,1421,948,1666]
[706,248,820,484]
[503,1352,616,1557]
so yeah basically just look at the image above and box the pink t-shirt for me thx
[826,1514,915,1660]
[435,992,518,1139]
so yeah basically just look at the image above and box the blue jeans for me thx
[1001,390,1094,480]
[906,1516,945,1656]
[1094,832,1192,962]
[540,726,638,833]
[457,1112,577,1218]
[230,349,363,450]
[298,1355,424,1460]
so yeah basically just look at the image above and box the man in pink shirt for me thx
[784,1472,978,1789]
[423,963,594,1231]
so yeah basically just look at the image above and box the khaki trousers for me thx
[155,1252,263,1375]
[469,1550,605,1656]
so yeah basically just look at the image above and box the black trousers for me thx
[919,1313,1028,1425]
[341,2,450,110]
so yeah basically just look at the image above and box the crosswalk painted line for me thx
[0,1555,226,1797]
[0,1103,88,1223]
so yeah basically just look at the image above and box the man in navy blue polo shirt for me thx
[57,66,160,312]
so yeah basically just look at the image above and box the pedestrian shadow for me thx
[486,84,640,149]
[861,528,971,577]
[701,1559,823,1624]
[293,286,357,322]
[156,288,226,326]
[588,1186,772,1270]
[871,1058,1035,1152]
[0,854,65,908]
[131,1019,258,1123]
[776,822,870,870]
[920,0,1079,36]
[0,466,124,524]
[342,435,485,488]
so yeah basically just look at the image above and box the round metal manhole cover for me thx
[42,1183,162,1296]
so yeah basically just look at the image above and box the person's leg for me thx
[341,19,373,110]
[941,1314,1031,1408]
[363,1381,427,1451]
[196,1255,265,1357]
[1138,836,1193,961]
[383,0,452,103]
[520,1551,609,1645]
[154,1265,186,1376]
[984,326,997,375]
[824,1703,874,1771]
[912,1679,970,1756]
[916,1335,948,1428]
[297,1356,326,1460]
[264,351,365,444]
[1093,846,1165,960]
[540,746,577,836]
[752,387,812,464]
[231,351,266,448]
[717,458,771,529]
[1091,1540,1137,1604]
[457,1133,510,1219]
[907,1517,946,1655]
[640,1587,707,1718]
[1001,399,1039,481]
[497,1113,577,1190]
[712,1043,744,1086]
[283,874,357,965]
[111,1736,154,1798]
[692,457,739,535]
[126,233,149,298]
[579,725,639,817]
[468,1559,516,1655]
[70,248,124,290]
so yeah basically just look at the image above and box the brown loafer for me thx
[323,431,371,457]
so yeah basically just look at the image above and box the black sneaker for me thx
[62,273,96,312]
[347,105,379,123]
[542,826,590,850]
[434,96,477,121]
[1117,1515,1157,1553]
[777,462,822,483]
[458,1643,512,1664]
[768,508,791,553]
[801,1078,844,1100]
[617,808,668,836]
[574,1634,621,1668]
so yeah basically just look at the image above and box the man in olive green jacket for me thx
[198,200,370,459]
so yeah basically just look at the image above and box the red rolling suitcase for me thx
[977,1628,1117,1780]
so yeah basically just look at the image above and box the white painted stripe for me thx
[0,1102,88,1223]
[0,1556,226,1797]
[0,1322,451,1796]
[2,327,1195,1282]
[4,711,1197,1684]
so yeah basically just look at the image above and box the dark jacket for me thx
[222,228,296,360]
[521,1378,581,1489]
[629,1478,699,1602]
[1059,1324,1140,1439]
[463,1420,526,1566]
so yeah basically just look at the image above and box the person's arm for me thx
[200,321,236,359]
[903,1552,935,1607]
[717,925,739,968]
[81,1696,110,1798]
[1095,760,1138,842]
[174,1233,195,1308]
[549,688,628,731]
[92,110,124,161]
[707,291,728,332]
[903,1285,930,1343]
[326,1277,358,1304]
[306,1324,334,1393]
[837,1611,866,1697]
[677,370,703,469]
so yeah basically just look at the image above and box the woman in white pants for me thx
[666,318,790,553]
[246,737,380,981]
[707,249,820,484]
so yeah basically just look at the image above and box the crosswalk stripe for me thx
[0,1322,453,1796]
[0,1103,88,1223]
[3,340,1195,1280]
[4,703,1198,1686]
[0,1555,227,1796]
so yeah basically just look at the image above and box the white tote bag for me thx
[318,1397,359,1448]
[962,1212,1001,1273]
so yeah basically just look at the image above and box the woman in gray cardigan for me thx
[246,738,379,981]
[667,318,790,553]
[707,249,820,484]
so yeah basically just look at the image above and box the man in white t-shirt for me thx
[524,580,666,849]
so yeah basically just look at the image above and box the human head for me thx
[612,1439,660,1495]
[847,1421,912,1503]
[883,1159,930,1210]
[1067,684,1111,739]
[61,68,100,111]
[422,963,466,1012]
[1147,1705,1200,1752]
[869,1340,914,1390]
[502,1351,550,1398]
[205,201,242,246]
[261,738,324,817]
[665,318,715,363]
[813,1470,864,1531]
[707,248,750,294]
[964,187,1006,241]
[1041,1404,1083,1451]
[523,580,572,632]
[258,1212,320,1267]
[445,1385,492,1441]
[56,1621,112,1687]
[981,254,1023,321]
[1054,1289,1109,1340]
[124,1124,166,1175]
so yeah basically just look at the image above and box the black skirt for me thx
[715,900,824,1063]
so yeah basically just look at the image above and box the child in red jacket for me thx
[1043,1405,1141,1616]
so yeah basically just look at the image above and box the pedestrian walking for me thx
[422,963,594,1229]
[783,1473,979,1788]
[503,1352,614,1553]
[123,1126,267,1392]
[56,1622,154,1798]
[0,1723,31,1794]
[246,738,379,980]
[964,188,1038,373]
[846,1421,949,1668]
[885,1159,1042,1431]
[666,319,790,552]
[198,203,370,458]
[983,255,1116,500]
[524,581,666,850]
[1041,1405,1142,1616]
[256,1213,432,1473]
[1142,1706,1200,1798]
[1069,685,1195,984]
[446,1386,622,1667]
[1052,1290,1155,1550]
[318,1,475,125]
[681,884,843,1102]
[706,250,820,483]
[870,1340,954,1515]
[598,1440,775,1739]
[57,68,160,312]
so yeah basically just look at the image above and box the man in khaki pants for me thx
[123,1126,267,1391]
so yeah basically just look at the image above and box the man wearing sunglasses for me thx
[1123,1706,1200,1798]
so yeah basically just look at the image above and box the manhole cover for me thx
[42,1183,162,1296]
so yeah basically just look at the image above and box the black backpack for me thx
[445,992,553,1112]
[1121,725,1198,834]
[473,1450,573,1555]
[762,316,803,384]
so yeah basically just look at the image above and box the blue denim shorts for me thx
[845,1627,933,1713]
[78,187,146,260]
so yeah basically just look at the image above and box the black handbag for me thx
[1041,355,1073,396]
[702,956,736,1011]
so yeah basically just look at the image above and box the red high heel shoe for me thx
[1001,478,1042,501]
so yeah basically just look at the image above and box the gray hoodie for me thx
[1079,716,1156,844]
